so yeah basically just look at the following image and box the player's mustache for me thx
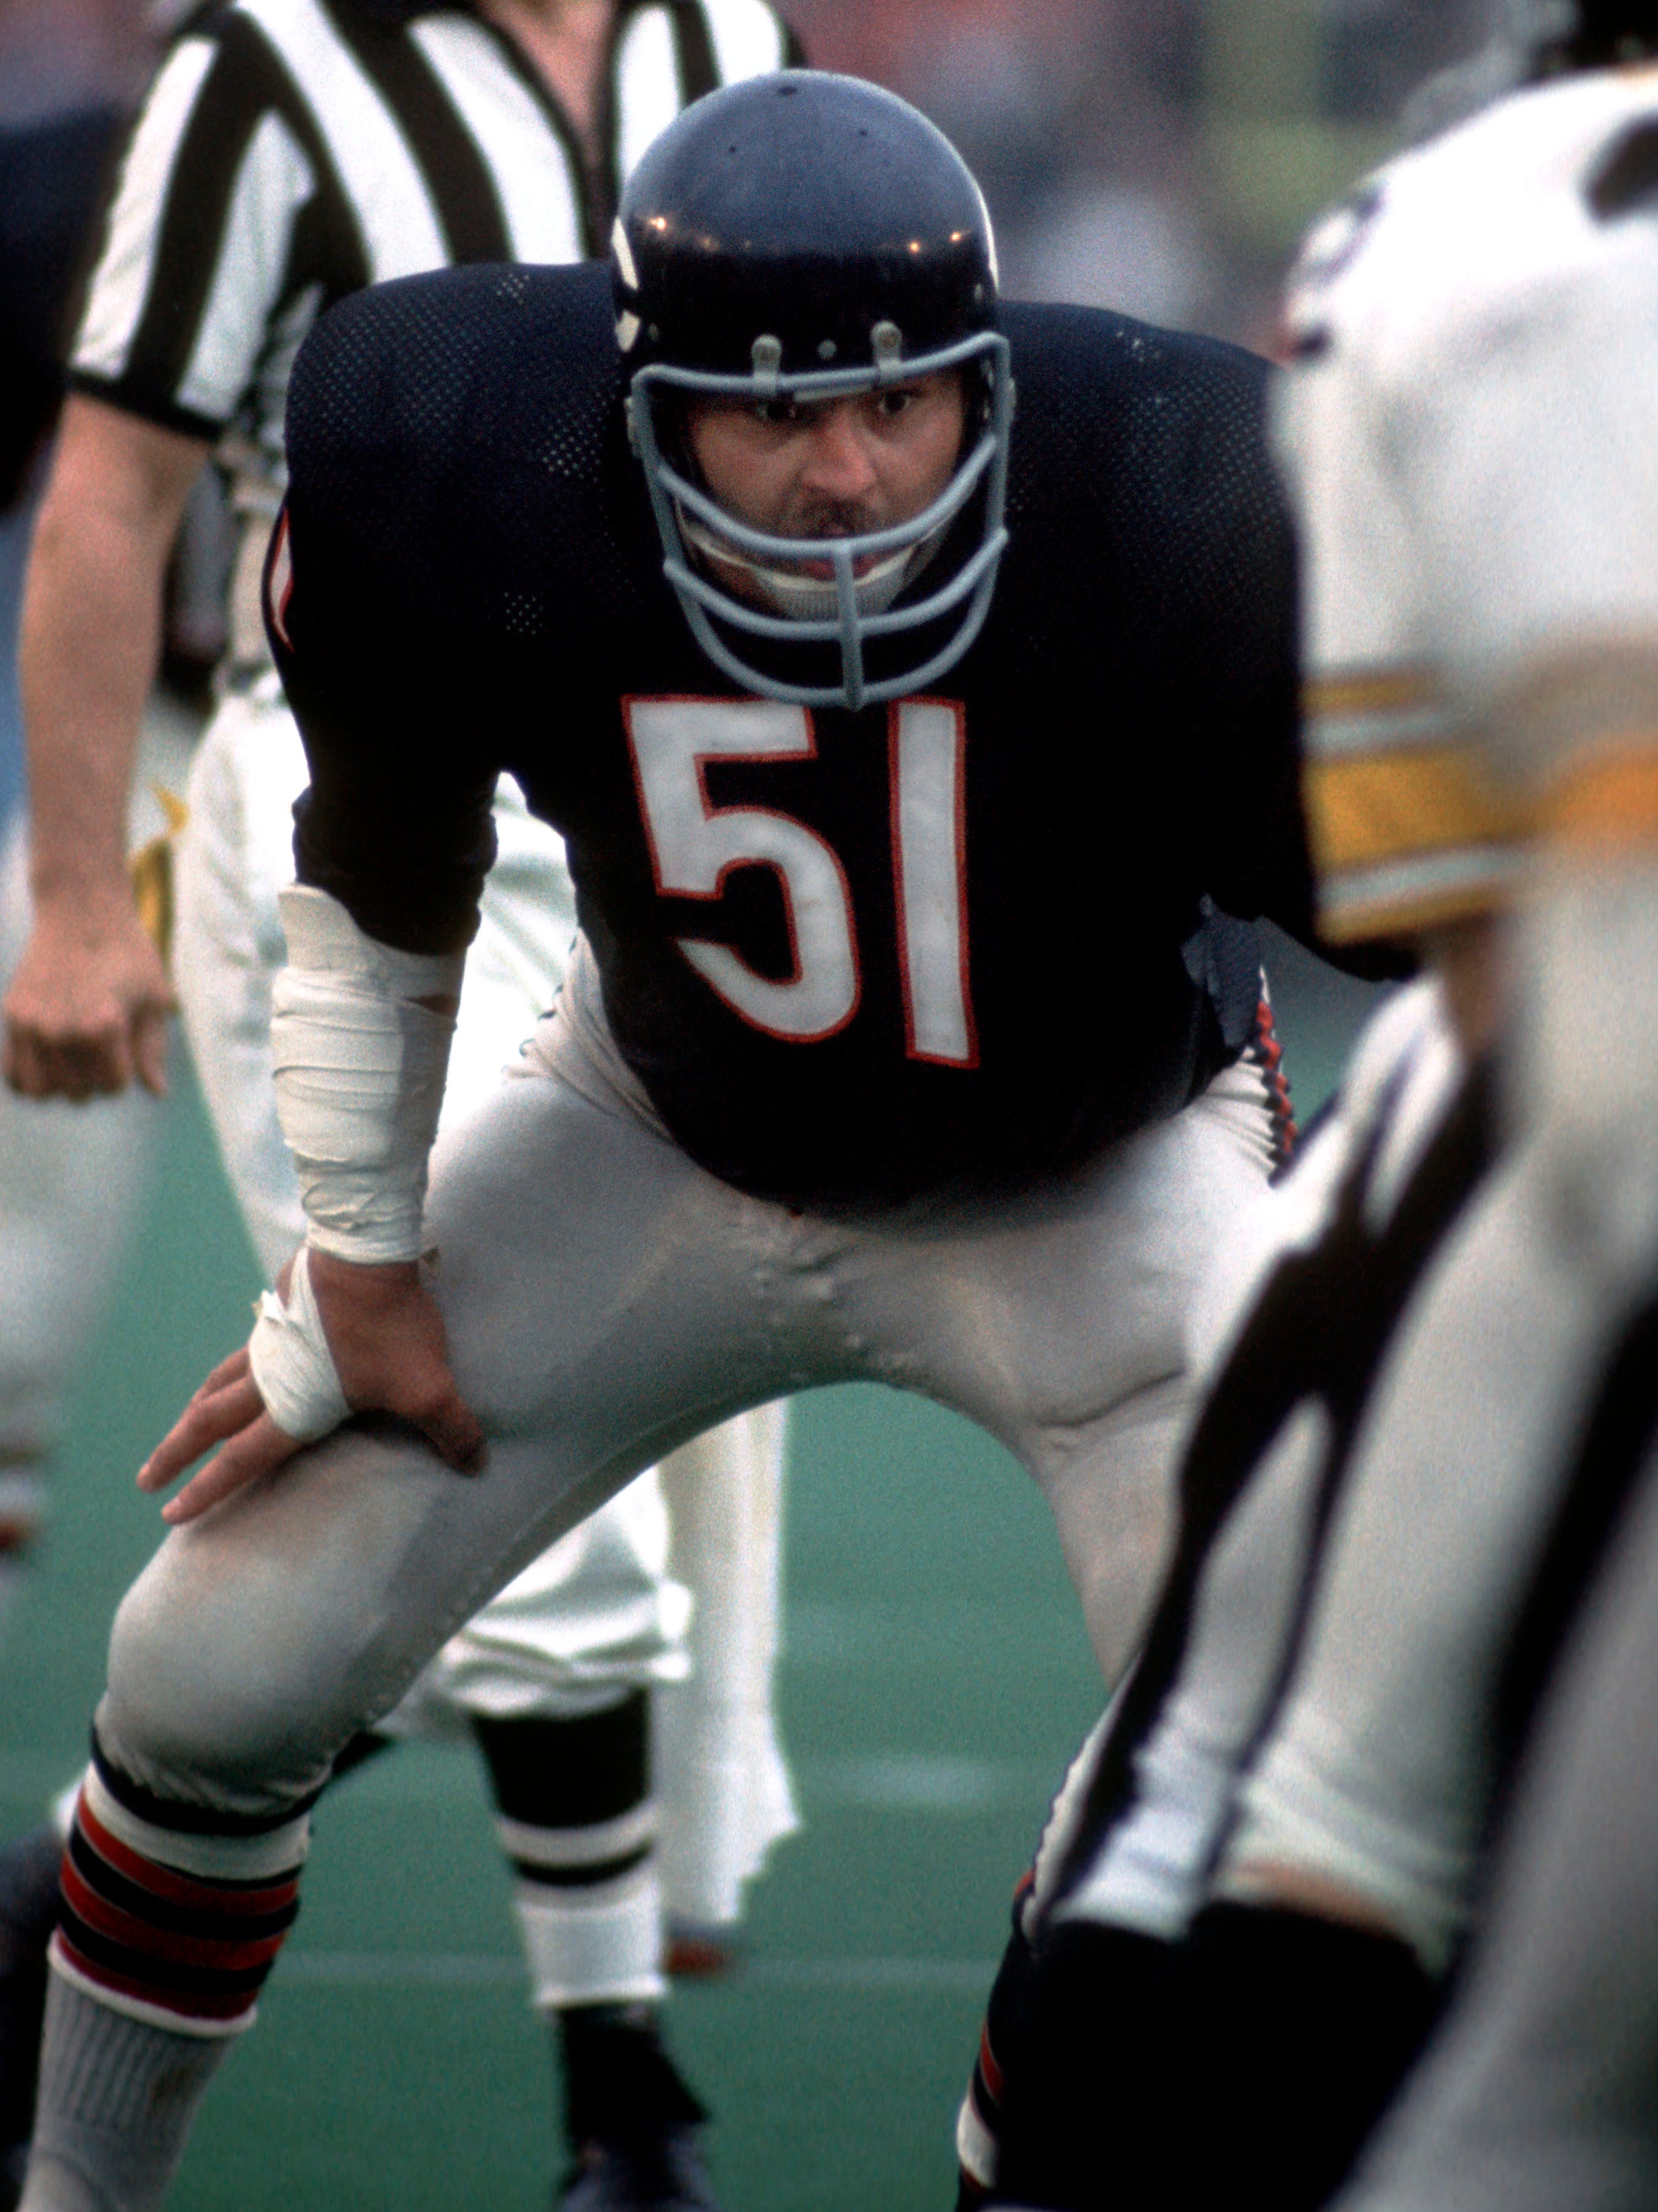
[776,498,882,543]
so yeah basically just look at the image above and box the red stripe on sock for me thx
[53,1931,258,2026]
[77,1798,301,1915]
[61,1860,290,1975]
[977,2021,1005,2104]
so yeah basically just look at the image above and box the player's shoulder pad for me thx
[1001,298,1271,441]
[286,261,614,476]
[997,300,1282,578]
[1282,66,1658,389]
[283,263,619,613]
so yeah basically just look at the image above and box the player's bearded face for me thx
[683,372,968,607]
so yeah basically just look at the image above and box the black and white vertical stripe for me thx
[70,0,800,451]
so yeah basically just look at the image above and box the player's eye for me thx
[752,397,801,427]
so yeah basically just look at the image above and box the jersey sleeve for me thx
[1413,156,1658,708]
[1293,85,1658,807]
[1277,193,1433,698]
[69,15,320,439]
[268,289,504,958]
[1155,342,1320,948]
[270,513,500,959]
[1416,234,1658,771]
[1276,203,1505,945]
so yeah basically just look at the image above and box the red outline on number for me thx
[622,695,863,1044]
[888,698,979,1069]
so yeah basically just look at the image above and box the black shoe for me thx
[558,2123,719,2212]
[555,2004,717,2212]
[0,1824,64,2212]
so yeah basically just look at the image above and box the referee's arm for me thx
[2,396,208,1101]
[4,21,310,1101]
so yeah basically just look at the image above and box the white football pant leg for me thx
[655,1401,800,1932]
[170,698,796,1982]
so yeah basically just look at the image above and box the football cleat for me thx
[559,2124,720,2212]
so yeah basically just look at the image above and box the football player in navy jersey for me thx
[17,73,1343,2212]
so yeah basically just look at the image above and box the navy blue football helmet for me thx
[612,73,1013,710]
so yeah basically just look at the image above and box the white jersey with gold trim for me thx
[1279,64,1658,942]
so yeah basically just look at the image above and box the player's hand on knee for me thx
[138,1347,298,1522]
[138,1252,485,1525]
[304,1249,486,1473]
[2,900,173,1100]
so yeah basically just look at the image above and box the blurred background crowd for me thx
[788,0,1488,344]
[3,0,1497,525]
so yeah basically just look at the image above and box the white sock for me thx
[510,1852,665,2010]
[473,1700,667,2009]
[18,1972,233,2212]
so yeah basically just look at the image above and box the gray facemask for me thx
[628,328,1014,712]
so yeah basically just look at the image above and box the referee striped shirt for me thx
[69,0,802,476]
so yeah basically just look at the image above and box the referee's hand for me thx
[138,1252,486,1523]
[2,900,173,1100]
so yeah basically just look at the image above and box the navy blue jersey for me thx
[273,261,1309,1205]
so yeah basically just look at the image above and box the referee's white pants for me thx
[0,818,152,1468]
[170,685,797,1929]
[97,927,1279,1825]
[0,702,195,1624]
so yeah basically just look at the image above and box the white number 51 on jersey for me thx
[624,697,977,1066]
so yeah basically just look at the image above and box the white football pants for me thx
[96,911,1281,1824]
[0,702,195,1628]
[172,685,797,1929]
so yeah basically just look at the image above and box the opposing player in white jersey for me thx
[1312,6,1658,2205]
[0,6,804,2205]
[964,7,1658,2203]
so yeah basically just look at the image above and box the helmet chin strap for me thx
[677,508,952,623]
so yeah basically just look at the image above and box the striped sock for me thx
[18,1747,313,2212]
[53,1748,309,2035]
[955,1877,1041,2210]
[473,1695,665,2010]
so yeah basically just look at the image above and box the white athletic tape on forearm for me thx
[271,885,464,1264]
[247,1246,351,1442]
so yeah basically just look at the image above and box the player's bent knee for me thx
[98,1563,339,1816]
[97,1473,422,1813]
[97,1413,556,1815]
